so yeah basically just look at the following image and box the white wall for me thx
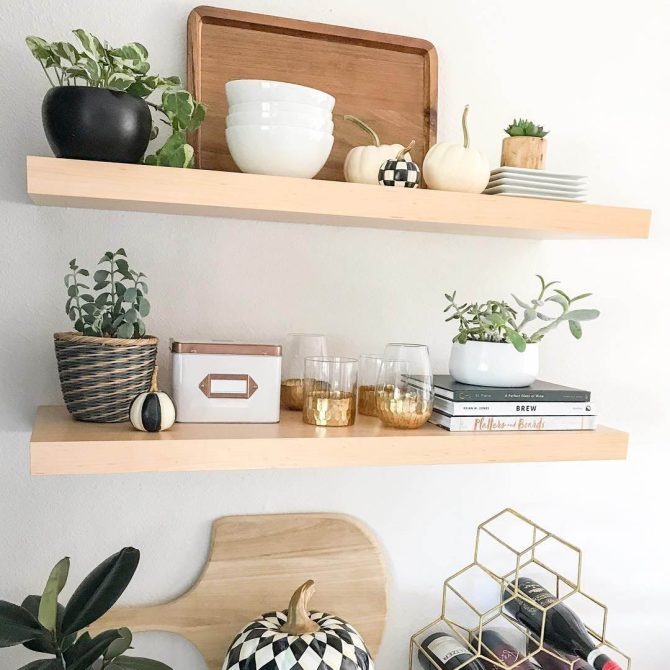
[1,0,668,667]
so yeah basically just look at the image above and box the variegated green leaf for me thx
[72,28,105,60]
[107,72,136,91]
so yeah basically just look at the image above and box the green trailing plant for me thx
[65,249,150,339]
[444,275,599,352]
[25,29,206,167]
[0,547,171,669]
[504,118,549,138]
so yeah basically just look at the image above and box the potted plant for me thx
[0,546,171,669]
[501,118,549,169]
[56,248,158,422]
[26,29,206,167]
[444,275,599,387]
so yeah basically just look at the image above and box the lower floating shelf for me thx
[30,406,628,475]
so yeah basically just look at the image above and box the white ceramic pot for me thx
[225,80,336,111]
[226,110,334,133]
[449,341,539,387]
[225,125,334,178]
[228,101,333,120]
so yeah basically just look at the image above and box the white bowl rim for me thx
[227,101,333,117]
[225,79,335,102]
[226,122,334,135]
[225,125,334,138]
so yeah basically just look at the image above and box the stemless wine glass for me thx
[376,343,433,429]
[303,356,357,427]
[281,333,327,410]
[358,354,383,417]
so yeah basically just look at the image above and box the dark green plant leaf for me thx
[95,293,111,309]
[138,298,150,318]
[115,282,127,298]
[21,595,75,654]
[18,660,62,670]
[116,258,129,271]
[94,281,111,291]
[80,293,94,303]
[94,269,110,282]
[61,548,140,635]
[116,248,127,257]
[38,557,70,632]
[116,322,135,339]
[67,629,122,670]
[123,288,138,303]
[111,656,172,670]
[123,309,138,324]
[78,268,90,277]
[104,626,133,660]
[0,600,45,647]
[67,285,78,297]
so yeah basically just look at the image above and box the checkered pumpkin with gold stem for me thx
[223,580,374,670]
[378,140,420,188]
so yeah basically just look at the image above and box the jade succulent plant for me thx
[444,275,599,352]
[65,249,150,339]
[504,119,549,138]
[0,547,171,669]
[25,29,206,167]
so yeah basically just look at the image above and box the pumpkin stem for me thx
[344,115,381,147]
[462,105,470,149]
[150,366,159,393]
[395,139,415,161]
[280,580,320,635]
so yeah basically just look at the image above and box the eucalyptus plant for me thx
[26,29,206,167]
[0,547,171,669]
[444,275,599,352]
[65,249,150,339]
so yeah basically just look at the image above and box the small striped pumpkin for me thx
[129,367,176,432]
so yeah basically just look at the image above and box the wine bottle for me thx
[419,632,486,670]
[504,577,621,670]
[474,629,540,669]
[526,633,594,669]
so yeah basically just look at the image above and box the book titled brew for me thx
[434,397,595,417]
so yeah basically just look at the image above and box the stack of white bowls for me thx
[225,80,335,179]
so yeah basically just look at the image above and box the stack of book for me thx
[428,375,596,432]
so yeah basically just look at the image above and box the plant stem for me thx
[41,63,56,87]
[462,105,470,148]
[343,115,381,147]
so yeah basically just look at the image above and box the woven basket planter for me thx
[54,332,159,423]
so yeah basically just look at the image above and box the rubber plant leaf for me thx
[0,600,45,647]
[61,547,140,635]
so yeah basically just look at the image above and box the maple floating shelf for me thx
[30,406,628,476]
[27,156,650,239]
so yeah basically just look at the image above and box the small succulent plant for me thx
[65,249,150,339]
[504,119,549,138]
[444,275,599,352]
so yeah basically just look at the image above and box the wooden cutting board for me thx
[94,514,388,670]
[187,6,437,181]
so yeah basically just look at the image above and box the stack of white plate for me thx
[225,80,335,179]
[485,167,588,202]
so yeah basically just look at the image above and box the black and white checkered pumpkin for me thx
[378,140,420,188]
[129,367,175,432]
[223,581,374,670]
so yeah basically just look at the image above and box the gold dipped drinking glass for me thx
[303,356,358,427]
[281,333,327,410]
[358,354,383,416]
[376,344,433,429]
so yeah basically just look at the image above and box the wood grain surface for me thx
[92,514,388,670]
[187,6,437,180]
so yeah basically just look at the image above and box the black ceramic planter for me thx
[42,86,152,164]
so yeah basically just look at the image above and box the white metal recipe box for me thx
[171,341,282,423]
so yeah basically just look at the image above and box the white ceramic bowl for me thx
[226,125,334,179]
[228,100,333,121]
[226,110,334,133]
[226,80,335,112]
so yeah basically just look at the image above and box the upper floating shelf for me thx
[27,156,650,239]
[30,406,628,476]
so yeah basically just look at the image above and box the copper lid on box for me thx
[171,341,282,356]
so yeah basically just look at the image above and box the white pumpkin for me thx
[223,580,374,670]
[343,115,408,185]
[129,367,176,432]
[423,105,490,193]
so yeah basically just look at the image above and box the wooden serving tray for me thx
[187,6,437,181]
[94,513,388,670]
